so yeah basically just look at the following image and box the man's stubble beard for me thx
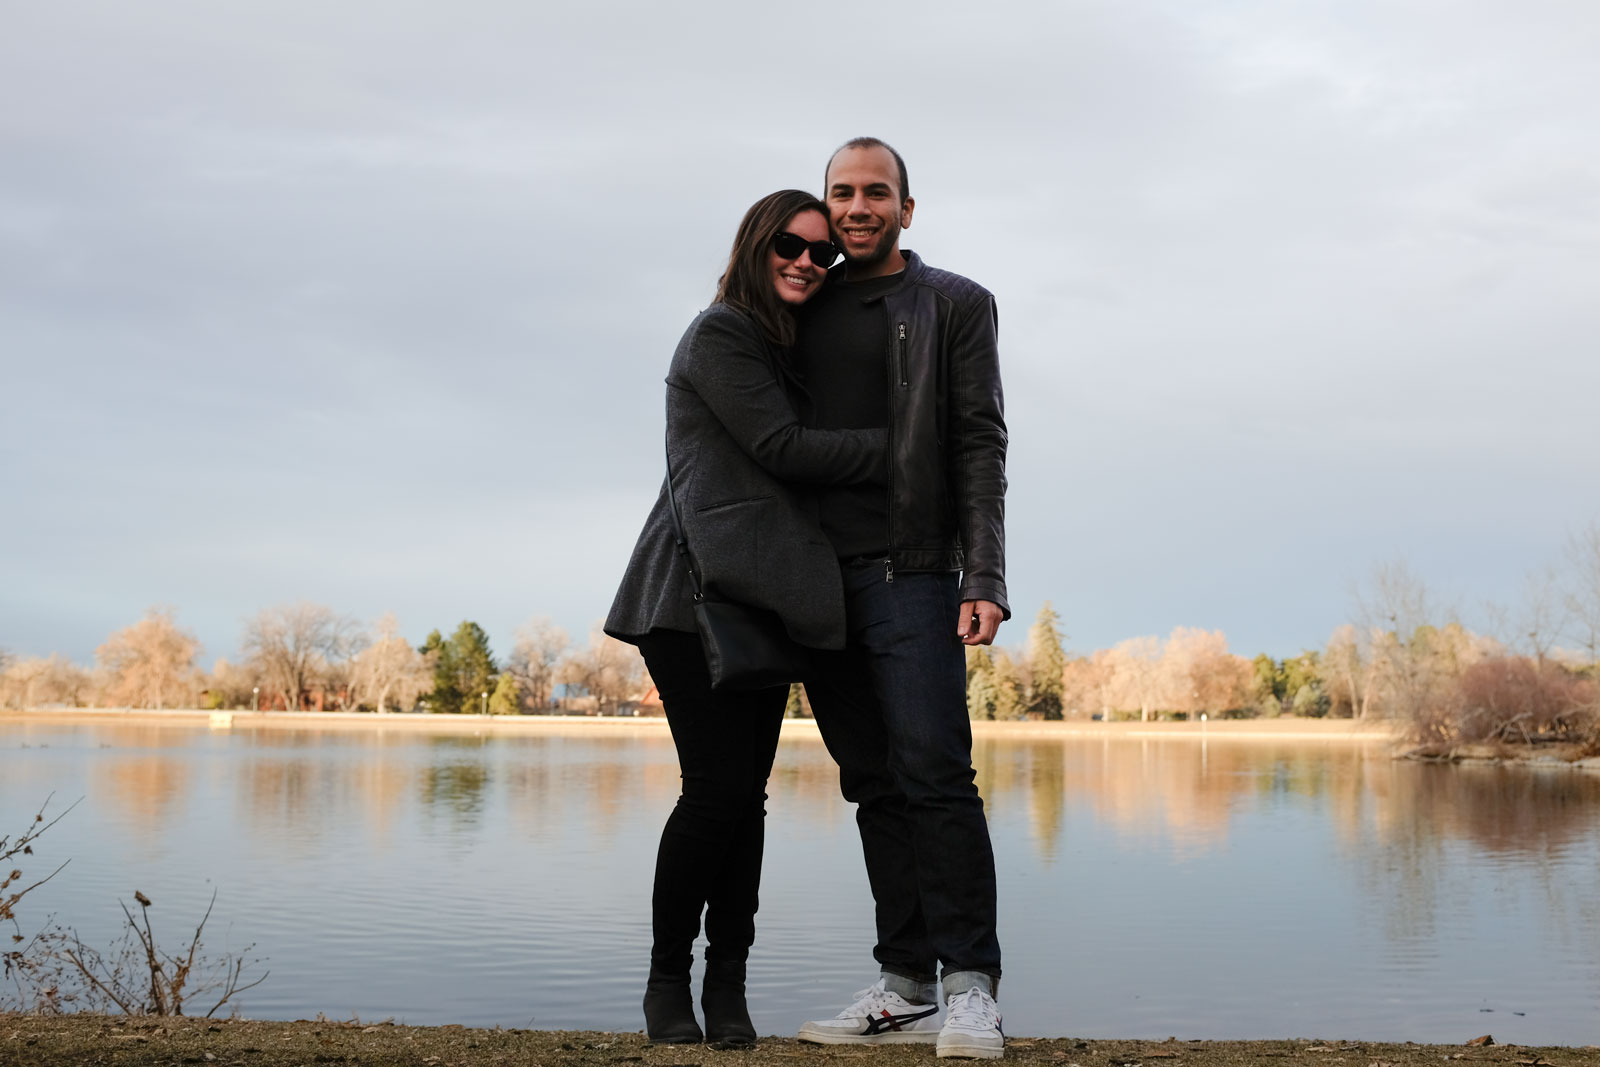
[841,221,901,272]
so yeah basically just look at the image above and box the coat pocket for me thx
[686,497,768,603]
[696,495,772,515]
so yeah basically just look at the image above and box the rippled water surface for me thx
[4,719,1598,1044]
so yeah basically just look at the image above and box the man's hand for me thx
[959,600,1003,646]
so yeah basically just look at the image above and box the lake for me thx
[3,715,1597,1045]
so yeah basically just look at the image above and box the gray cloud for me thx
[4,0,1598,666]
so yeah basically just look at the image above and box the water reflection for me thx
[964,737,1600,863]
[6,720,1597,1042]
[105,753,191,832]
[44,725,1600,867]
[1365,760,1600,855]
[419,762,490,821]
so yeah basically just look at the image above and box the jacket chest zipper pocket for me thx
[896,322,909,387]
[695,495,768,515]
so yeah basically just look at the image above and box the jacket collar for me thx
[824,249,924,300]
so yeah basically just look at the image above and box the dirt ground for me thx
[2,1016,1594,1067]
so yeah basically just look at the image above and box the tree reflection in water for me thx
[969,736,1600,863]
[5,720,1598,1040]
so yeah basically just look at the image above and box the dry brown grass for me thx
[0,1016,1596,1067]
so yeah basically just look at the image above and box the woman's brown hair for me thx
[714,189,828,348]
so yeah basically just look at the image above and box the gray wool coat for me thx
[604,303,887,650]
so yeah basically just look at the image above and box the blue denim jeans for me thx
[805,562,1001,997]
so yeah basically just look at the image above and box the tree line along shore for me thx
[0,706,1403,741]
[4,530,1600,759]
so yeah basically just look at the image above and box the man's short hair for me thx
[828,136,910,204]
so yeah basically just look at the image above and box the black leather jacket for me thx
[834,250,1010,618]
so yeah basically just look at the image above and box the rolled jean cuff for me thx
[942,970,999,1000]
[880,969,939,1005]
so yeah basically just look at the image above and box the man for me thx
[792,137,1009,1060]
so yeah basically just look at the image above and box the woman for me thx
[605,190,886,1046]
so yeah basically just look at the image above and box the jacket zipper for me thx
[885,316,904,582]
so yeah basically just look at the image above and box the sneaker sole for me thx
[797,1028,939,1045]
[937,1038,1005,1059]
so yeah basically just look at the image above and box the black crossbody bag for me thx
[663,441,809,691]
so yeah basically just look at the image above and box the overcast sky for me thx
[4,0,1598,668]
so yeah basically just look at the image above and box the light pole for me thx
[481,690,489,716]
[252,686,259,712]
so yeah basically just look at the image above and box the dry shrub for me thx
[1455,656,1598,748]
[3,797,74,948]
[25,890,267,1016]
[3,799,266,1016]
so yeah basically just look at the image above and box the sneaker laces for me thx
[945,987,1001,1031]
[837,980,902,1019]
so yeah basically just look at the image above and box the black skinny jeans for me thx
[637,628,788,973]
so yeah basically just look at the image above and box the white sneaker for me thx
[796,979,941,1044]
[936,986,1004,1059]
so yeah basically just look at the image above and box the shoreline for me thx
[12,707,1599,765]
[0,1016,1593,1067]
[1,706,1400,742]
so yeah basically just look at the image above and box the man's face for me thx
[825,145,914,277]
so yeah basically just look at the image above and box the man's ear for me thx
[900,197,915,229]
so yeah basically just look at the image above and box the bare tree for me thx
[1162,627,1252,716]
[0,658,45,710]
[1,655,90,709]
[1108,635,1163,721]
[1357,562,1488,739]
[557,628,645,715]
[1485,567,1562,670]
[1060,651,1112,719]
[348,614,431,713]
[1323,624,1376,719]
[202,658,259,711]
[1564,522,1600,665]
[94,610,202,709]
[240,602,360,711]
[504,617,570,712]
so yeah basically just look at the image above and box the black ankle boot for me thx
[702,960,756,1048]
[644,968,703,1045]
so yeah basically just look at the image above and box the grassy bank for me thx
[1,1015,1593,1067]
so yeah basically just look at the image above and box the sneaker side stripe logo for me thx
[862,1005,939,1035]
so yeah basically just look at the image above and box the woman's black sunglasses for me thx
[771,231,842,269]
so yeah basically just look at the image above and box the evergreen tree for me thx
[1250,653,1283,714]
[1025,601,1066,720]
[989,650,1028,721]
[419,629,459,713]
[966,646,996,720]
[419,622,497,714]
[488,671,521,715]
[448,621,497,714]
[1281,651,1322,700]
[966,646,1025,721]
[1282,650,1328,716]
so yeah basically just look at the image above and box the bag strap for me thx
[662,433,706,604]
